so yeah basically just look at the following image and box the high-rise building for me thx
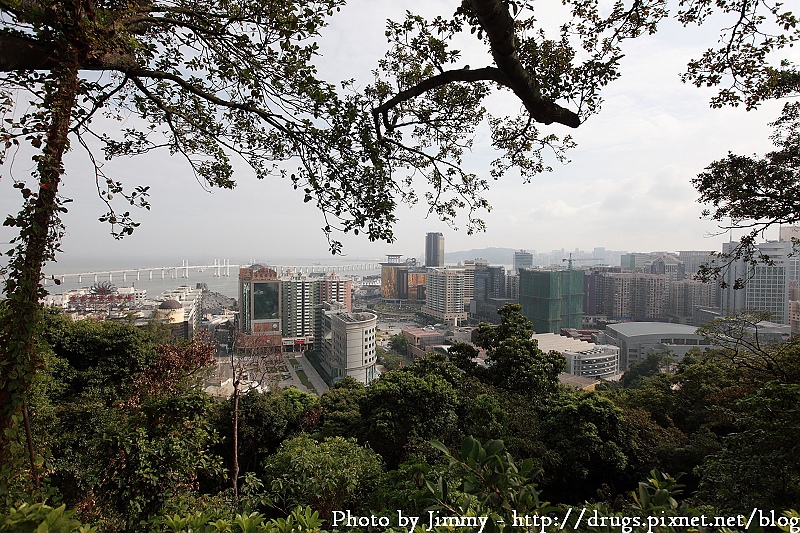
[280,272,352,350]
[239,265,281,334]
[677,250,716,278]
[318,272,352,311]
[280,274,318,348]
[650,254,685,310]
[778,231,800,287]
[380,255,408,300]
[425,232,445,267]
[315,302,379,385]
[513,250,533,273]
[422,268,468,325]
[463,258,489,306]
[668,279,716,325]
[474,265,506,301]
[519,269,584,334]
[780,226,800,243]
[620,252,665,271]
[583,266,622,316]
[506,273,520,300]
[407,271,427,301]
[470,264,510,323]
[602,273,666,321]
[721,240,791,324]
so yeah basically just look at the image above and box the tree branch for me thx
[373,66,506,138]
[0,31,57,70]
[0,29,137,71]
[472,0,581,128]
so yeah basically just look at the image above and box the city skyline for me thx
[2,0,796,272]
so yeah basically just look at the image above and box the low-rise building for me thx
[532,333,620,380]
[403,326,446,359]
[601,322,711,370]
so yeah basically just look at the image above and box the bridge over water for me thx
[44,259,382,286]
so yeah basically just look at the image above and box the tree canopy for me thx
[1,0,798,479]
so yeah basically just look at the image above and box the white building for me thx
[602,322,711,370]
[532,333,619,380]
[513,250,533,274]
[316,302,379,385]
[422,268,468,325]
[155,285,204,339]
[281,274,318,350]
[721,240,792,324]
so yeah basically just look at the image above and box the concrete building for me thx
[779,226,800,244]
[466,262,508,322]
[564,346,620,379]
[513,250,533,273]
[156,286,203,338]
[403,326,446,359]
[318,273,352,312]
[506,273,520,300]
[422,268,468,325]
[602,273,666,321]
[602,322,711,370]
[721,240,791,324]
[694,306,723,327]
[316,302,379,385]
[280,273,318,350]
[678,250,717,278]
[650,254,685,310]
[462,259,488,307]
[425,232,445,268]
[239,265,281,334]
[620,252,658,271]
[474,264,506,301]
[583,266,622,316]
[280,271,353,351]
[668,279,716,325]
[791,297,800,337]
[45,284,147,316]
[532,333,620,380]
[519,269,584,334]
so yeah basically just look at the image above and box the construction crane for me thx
[562,253,601,270]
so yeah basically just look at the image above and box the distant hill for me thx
[444,247,517,265]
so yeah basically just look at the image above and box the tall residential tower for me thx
[425,232,445,267]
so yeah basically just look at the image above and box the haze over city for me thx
[1,0,795,272]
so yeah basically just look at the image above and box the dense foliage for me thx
[4,304,799,532]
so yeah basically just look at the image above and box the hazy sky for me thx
[1,0,795,272]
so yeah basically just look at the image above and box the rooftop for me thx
[532,333,595,353]
[608,322,699,337]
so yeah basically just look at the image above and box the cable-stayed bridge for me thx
[43,259,381,286]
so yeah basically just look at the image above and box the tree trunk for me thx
[0,59,80,484]
[231,347,240,501]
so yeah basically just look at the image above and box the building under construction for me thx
[519,269,584,334]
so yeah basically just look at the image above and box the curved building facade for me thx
[317,303,379,385]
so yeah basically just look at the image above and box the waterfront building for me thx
[238,265,281,334]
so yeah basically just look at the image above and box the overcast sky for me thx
[1,0,795,272]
